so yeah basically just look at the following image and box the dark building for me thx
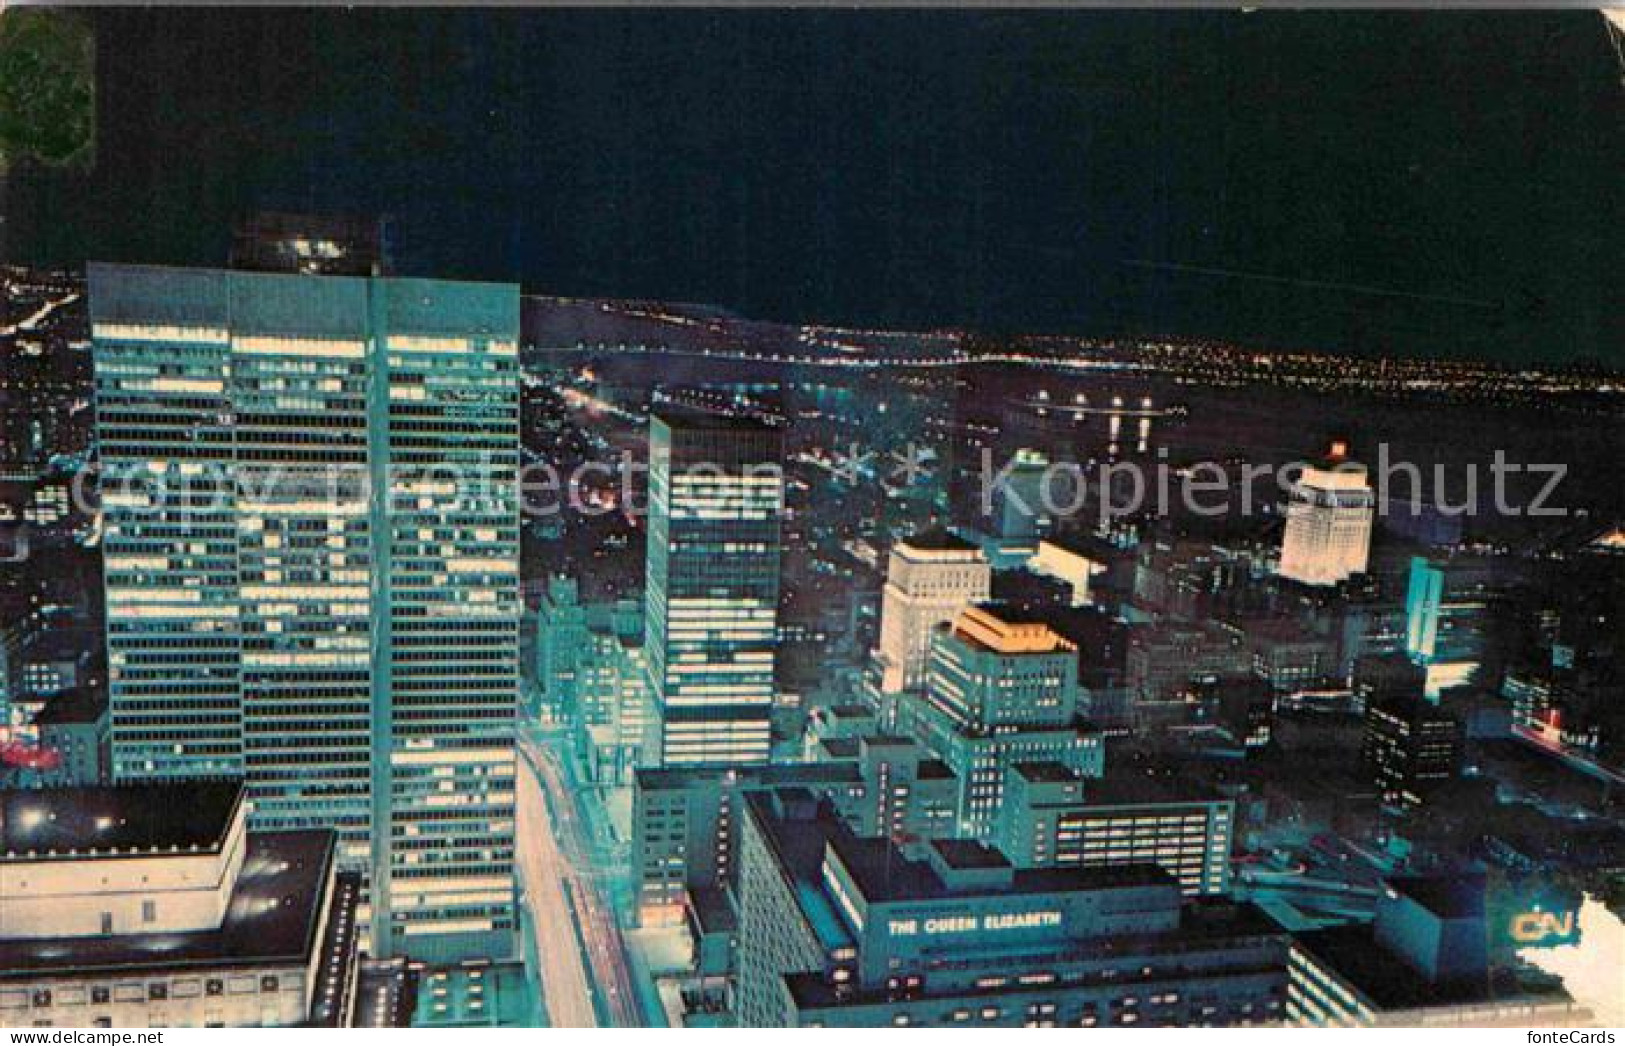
[1287,874,1579,1026]
[1361,694,1463,810]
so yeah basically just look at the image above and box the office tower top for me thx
[644,406,785,767]
[91,263,519,963]
[230,211,394,276]
[1278,440,1375,587]
[875,529,991,696]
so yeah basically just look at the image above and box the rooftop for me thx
[951,604,1077,656]
[0,780,243,861]
[1291,924,1489,1011]
[651,404,779,433]
[1388,874,1486,920]
[0,830,342,980]
[897,529,978,554]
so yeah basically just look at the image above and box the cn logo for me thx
[1509,910,1575,944]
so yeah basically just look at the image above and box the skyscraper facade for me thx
[1277,442,1375,587]
[874,531,991,697]
[91,263,520,962]
[643,408,784,766]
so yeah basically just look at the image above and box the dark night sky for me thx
[9,9,1622,363]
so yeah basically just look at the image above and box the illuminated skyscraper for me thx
[1277,441,1375,587]
[874,530,990,697]
[643,407,784,766]
[91,263,520,962]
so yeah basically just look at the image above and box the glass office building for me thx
[91,263,520,963]
[643,407,784,766]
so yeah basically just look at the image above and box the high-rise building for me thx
[1361,692,1462,810]
[91,263,519,962]
[643,407,784,767]
[899,605,1104,838]
[996,762,1235,896]
[1277,442,1374,587]
[873,530,990,698]
[735,788,1290,1028]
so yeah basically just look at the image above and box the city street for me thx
[515,728,645,1028]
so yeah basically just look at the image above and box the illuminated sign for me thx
[1508,910,1577,946]
[887,910,1062,937]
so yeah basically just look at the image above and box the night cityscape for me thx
[1,6,1622,1034]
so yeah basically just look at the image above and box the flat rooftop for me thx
[747,790,1177,908]
[1,780,243,861]
[898,529,977,553]
[0,830,339,980]
[636,761,863,793]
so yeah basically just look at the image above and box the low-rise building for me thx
[0,781,359,1028]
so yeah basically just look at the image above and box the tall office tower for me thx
[900,605,1104,838]
[874,531,991,697]
[92,263,520,962]
[643,407,784,766]
[1277,441,1375,587]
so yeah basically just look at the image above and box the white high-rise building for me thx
[875,531,991,696]
[91,263,520,963]
[1277,442,1375,587]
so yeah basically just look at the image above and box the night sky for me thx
[9,9,1622,364]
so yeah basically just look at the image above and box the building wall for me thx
[91,265,519,962]
[644,415,783,766]
[0,806,246,939]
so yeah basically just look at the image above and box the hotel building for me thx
[735,788,1289,1028]
[1277,442,1375,587]
[899,605,1104,838]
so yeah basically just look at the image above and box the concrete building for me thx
[735,788,1290,1028]
[631,762,866,928]
[92,263,520,961]
[644,408,784,766]
[1277,443,1374,587]
[1026,536,1106,608]
[1287,874,1579,1027]
[0,782,359,1028]
[1362,693,1463,810]
[996,763,1235,897]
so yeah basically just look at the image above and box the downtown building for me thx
[643,407,784,767]
[1276,442,1375,588]
[871,531,991,711]
[995,762,1235,897]
[735,788,1290,1028]
[90,263,520,962]
[898,605,1104,839]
